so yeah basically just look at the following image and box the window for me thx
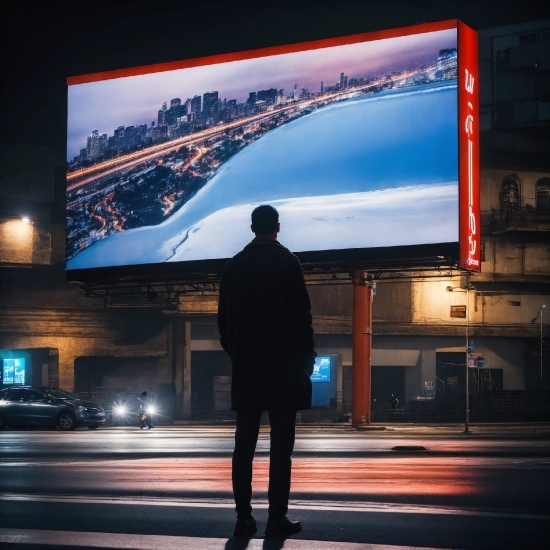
[6,388,27,401]
[519,33,538,45]
[500,176,521,221]
[46,389,76,400]
[27,389,45,402]
[534,72,550,98]
[536,178,550,217]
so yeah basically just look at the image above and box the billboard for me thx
[66,20,479,276]
[311,356,332,383]
[311,355,337,407]
[3,358,25,385]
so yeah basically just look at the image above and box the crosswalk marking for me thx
[0,528,455,550]
[1,493,547,521]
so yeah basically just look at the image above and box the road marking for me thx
[0,528,455,550]
[1,493,547,521]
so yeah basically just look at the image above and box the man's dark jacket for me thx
[217,236,315,411]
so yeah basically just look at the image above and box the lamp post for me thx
[447,276,472,434]
[465,280,470,433]
[541,305,545,381]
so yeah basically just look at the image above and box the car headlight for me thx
[146,406,156,415]
[114,405,127,415]
[76,405,87,411]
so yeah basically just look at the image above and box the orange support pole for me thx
[352,270,373,425]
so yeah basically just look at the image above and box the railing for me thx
[490,206,550,233]
[372,391,550,423]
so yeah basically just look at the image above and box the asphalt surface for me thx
[1,424,549,549]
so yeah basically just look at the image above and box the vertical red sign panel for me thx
[458,21,480,271]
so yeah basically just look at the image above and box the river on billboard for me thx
[66,25,458,269]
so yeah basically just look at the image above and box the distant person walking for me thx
[391,392,400,409]
[218,205,315,538]
[137,391,153,429]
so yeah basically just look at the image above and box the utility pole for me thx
[352,270,374,426]
[465,272,470,434]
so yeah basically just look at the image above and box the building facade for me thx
[1,20,548,420]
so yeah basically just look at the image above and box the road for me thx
[1,425,549,549]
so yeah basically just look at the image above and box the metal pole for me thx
[352,270,372,426]
[541,305,545,381]
[465,273,470,434]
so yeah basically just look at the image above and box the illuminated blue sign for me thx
[311,356,331,383]
[3,358,25,385]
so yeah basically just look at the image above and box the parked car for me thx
[0,386,106,430]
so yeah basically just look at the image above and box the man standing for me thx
[218,205,315,538]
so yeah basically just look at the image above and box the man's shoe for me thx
[233,516,257,536]
[265,516,302,537]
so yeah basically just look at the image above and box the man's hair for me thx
[251,205,279,235]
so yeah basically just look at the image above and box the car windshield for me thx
[46,389,77,400]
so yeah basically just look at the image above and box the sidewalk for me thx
[357,421,550,435]
[171,420,550,436]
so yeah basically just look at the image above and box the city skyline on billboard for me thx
[65,21,475,273]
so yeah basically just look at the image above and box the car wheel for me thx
[58,412,76,431]
[87,424,101,430]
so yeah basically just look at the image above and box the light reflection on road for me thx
[2,455,544,502]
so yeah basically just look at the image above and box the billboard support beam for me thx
[352,270,373,426]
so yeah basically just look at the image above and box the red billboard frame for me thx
[458,21,480,271]
[66,20,478,280]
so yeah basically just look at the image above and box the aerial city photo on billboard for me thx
[66,21,466,272]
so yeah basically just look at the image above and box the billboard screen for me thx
[3,358,25,385]
[66,20,479,274]
[311,356,331,383]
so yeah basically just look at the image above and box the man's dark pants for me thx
[233,408,296,520]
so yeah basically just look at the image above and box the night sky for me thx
[0,0,547,175]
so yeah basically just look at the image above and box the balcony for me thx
[490,205,550,234]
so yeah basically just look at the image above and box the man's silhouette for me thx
[218,205,315,538]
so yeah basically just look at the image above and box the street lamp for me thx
[447,277,473,433]
[531,305,546,382]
